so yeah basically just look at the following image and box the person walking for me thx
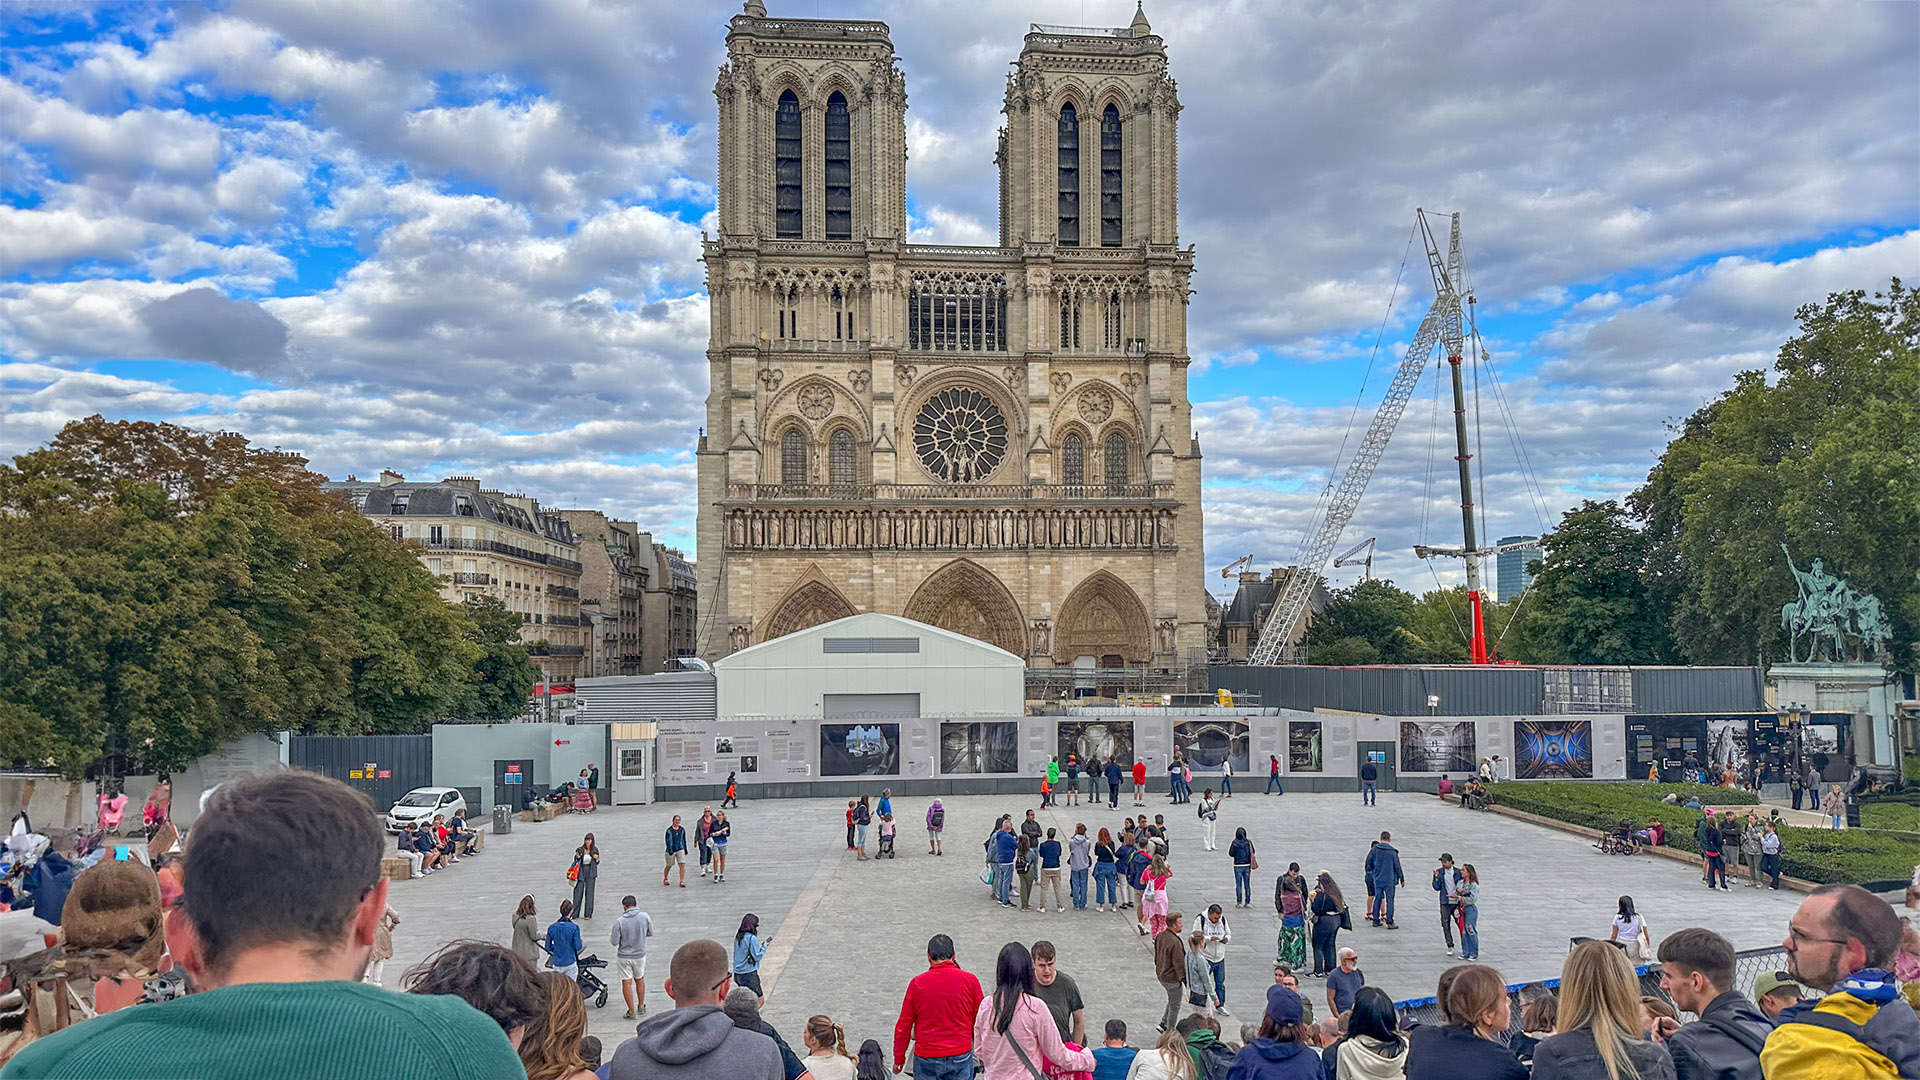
[1015,835,1037,912]
[893,934,984,1080]
[512,895,542,965]
[611,895,655,1019]
[1267,754,1282,795]
[545,899,584,979]
[1432,854,1463,955]
[1154,912,1189,1034]
[1449,864,1478,961]
[1360,758,1378,806]
[1364,831,1403,929]
[1198,903,1231,1014]
[1106,759,1123,809]
[1821,783,1847,829]
[1608,895,1650,963]
[571,833,601,920]
[663,814,688,888]
[991,819,1019,907]
[1221,758,1234,799]
[1533,940,1676,1080]
[710,810,732,882]
[1760,821,1783,889]
[927,799,947,855]
[365,903,399,985]
[699,806,716,877]
[731,913,768,1004]
[1198,788,1220,851]
[1068,824,1093,910]
[1092,828,1120,911]
[1143,855,1174,937]
[1229,828,1255,908]
[1038,828,1066,913]
[1275,865,1308,971]
[973,942,1095,1080]
[721,771,739,809]
[1308,872,1347,978]
[854,795,873,860]
[1133,759,1148,807]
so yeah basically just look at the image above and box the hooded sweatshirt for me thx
[610,908,653,959]
[1763,967,1920,1078]
[1224,1037,1323,1080]
[1334,1035,1409,1080]
[609,1004,784,1080]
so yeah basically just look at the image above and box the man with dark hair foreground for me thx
[608,939,783,1080]
[1,772,524,1080]
[1653,927,1769,1080]
[1763,884,1920,1077]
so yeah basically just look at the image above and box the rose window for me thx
[913,388,1008,483]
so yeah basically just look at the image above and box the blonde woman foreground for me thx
[1531,941,1675,1080]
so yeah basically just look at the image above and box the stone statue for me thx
[1029,618,1052,657]
[1780,545,1886,663]
[728,622,751,654]
[1155,617,1178,655]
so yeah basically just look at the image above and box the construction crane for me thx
[1249,210,1468,666]
[1332,537,1377,581]
[1218,554,1255,580]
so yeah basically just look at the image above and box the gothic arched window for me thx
[781,428,807,487]
[1062,433,1085,488]
[1100,103,1122,246]
[829,428,856,487]
[1104,291,1122,350]
[775,91,802,238]
[825,92,852,240]
[1105,432,1128,490]
[1057,103,1080,247]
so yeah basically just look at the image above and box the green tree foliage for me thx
[1304,578,1532,665]
[449,595,540,723]
[1631,280,1920,669]
[0,418,500,776]
[1511,500,1677,665]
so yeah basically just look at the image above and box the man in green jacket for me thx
[4,773,525,1080]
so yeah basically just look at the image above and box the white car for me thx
[387,787,466,833]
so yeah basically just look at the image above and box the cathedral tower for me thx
[696,2,1205,673]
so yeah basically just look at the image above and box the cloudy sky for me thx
[4,0,1915,606]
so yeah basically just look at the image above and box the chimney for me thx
[379,470,405,487]
[443,476,481,490]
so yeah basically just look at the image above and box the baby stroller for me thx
[877,827,897,859]
[1595,819,1639,856]
[540,942,611,1008]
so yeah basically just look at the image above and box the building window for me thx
[829,428,857,487]
[907,272,1007,351]
[781,428,808,486]
[1105,433,1128,490]
[825,92,851,240]
[1100,103,1123,246]
[1104,291,1122,350]
[1062,433,1084,487]
[428,524,444,545]
[1059,291,1081,350]
[1058,103,1080,246]
[775,90,802,238]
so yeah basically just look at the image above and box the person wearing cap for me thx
[1752,969,1803,1020]
[1222,984,1321,1079]
[1325,949,1364,1016]
[1432,854,1464,956]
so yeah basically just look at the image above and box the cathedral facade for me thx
[695,2,1205,668]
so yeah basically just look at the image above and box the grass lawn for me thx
[1862,801,1920,833]
[1492,781,1916,886]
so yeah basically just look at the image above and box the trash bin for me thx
[493,805,512,835]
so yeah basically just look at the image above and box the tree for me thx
[1631,280,1920,669]
[1522,500,1676,665]
[449,595,539,723]
[1307,578,1420,664]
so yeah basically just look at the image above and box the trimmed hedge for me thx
[1862,802,1920,833]
[1492,782,1916,886]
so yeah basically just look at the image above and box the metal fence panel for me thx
[287,734,434,816]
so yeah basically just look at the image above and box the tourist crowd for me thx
[3,769,1918,1080]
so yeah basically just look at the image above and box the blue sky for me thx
[3,0,1915,603]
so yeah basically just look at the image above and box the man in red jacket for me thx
[893,934,984,1080]
[1131,760,1148,807]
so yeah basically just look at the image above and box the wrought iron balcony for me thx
[449,573,492,586]
[547,584,579,599]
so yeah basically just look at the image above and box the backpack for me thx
[930,807,945,829]
[1196,800,1208,820]
[854,805,870,826]
[1690,1014,1767,1080]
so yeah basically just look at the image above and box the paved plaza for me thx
[383,788,1806,1051]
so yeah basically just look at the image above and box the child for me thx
[878,813,897,858]
[845,800,856,851]
[1040,775,1052,808]
[1185,930,1210,1013]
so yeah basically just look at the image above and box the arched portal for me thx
[902,559,1025,656]
[1054,569,1151,666]
[761,572,855,642]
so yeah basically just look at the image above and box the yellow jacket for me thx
[1761,991,1900,1080]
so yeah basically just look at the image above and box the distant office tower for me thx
[1496,536,1539,602]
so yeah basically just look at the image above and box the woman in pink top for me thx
[1143,855,1173,937]
[973,942,1095,1080]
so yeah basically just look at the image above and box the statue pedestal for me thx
[1768,662,1898,767]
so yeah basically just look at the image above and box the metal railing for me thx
[728,482,1173,501]
[548,615,581,627]
[546,584,579,598]
[449,573,491,586]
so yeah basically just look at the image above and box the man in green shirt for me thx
[4,772,525,1080]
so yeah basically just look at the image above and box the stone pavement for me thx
[383,788,1805,1054]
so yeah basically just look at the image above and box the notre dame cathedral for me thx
[695,1,1205,669]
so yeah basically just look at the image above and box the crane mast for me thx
[1249,211,1472,666]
